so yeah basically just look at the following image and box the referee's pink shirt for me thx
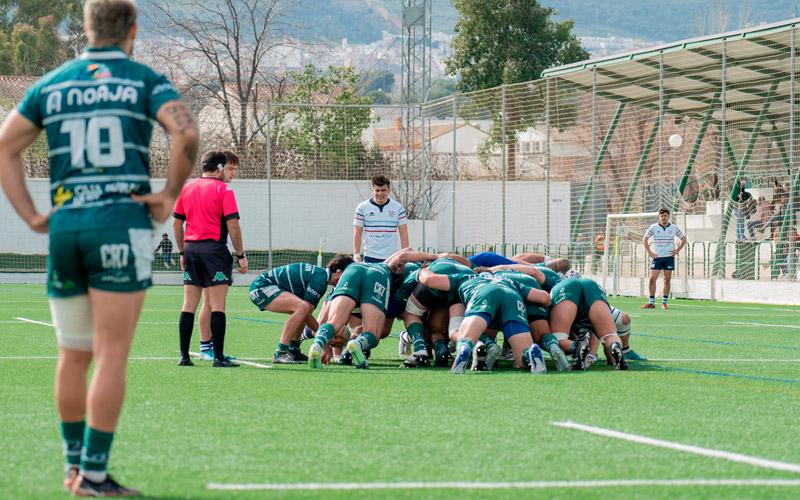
[173,177,239,242]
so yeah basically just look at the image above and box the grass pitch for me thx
[2,284,800,498]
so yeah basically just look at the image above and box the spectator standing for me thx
[155,233,175,268]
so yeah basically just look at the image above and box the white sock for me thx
[81,469,107,483]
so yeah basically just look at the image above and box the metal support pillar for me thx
[266,104,273,269]
[571,102,626,243]
[621,104,666,213]
[670,93,720,214]
[713,80,779,277]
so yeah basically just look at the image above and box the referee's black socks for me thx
[210,311,226,362]
[179,311,195,358]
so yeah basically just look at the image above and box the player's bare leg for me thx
[346,303,385,369]
[643,269,660,308]
[661,270,673,309]
[308,295,355,368]
[267,293,314,363]
[451,315,488,374]
[198,289,213,358]
[588,301,627,370]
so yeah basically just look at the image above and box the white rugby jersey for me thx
[354,198,408,259]
[644,223,685,258]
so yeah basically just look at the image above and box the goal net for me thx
[602,211,687,297]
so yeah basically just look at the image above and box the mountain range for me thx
[137,0,800,47]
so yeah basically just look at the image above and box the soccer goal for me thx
[602,211,687,297]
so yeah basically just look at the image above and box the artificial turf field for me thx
[2,283,800,499]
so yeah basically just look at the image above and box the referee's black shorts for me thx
[183,240,233,287]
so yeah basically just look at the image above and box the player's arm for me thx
[172,217,186,269]
[133,101,198,223]
[436,253,472,267]
[352,226,363,262]
[673,234,688,256]
[0,111,48,233]
[486,264,546,284]
[642,232,655,258]
[227,219,248,273]
[417,268,451,291]
[525,287,551,307]
[398,223,409,248]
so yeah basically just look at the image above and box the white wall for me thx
[0,179,571,254]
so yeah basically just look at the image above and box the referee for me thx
[173,150,248,367]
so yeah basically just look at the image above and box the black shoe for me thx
[178,356,194,367]
[289,350,308,362]
[434,350,452,367]
[401,354,430,368]
[338,350,353,365]
[471,344,488,371]
[610,342,628,371]
[72,473,140,497]
[571,336,590,371]
[213,359,240,367]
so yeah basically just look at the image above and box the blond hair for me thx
[84,0,137,46]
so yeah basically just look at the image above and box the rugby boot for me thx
[547,343,571,372]
[308,343,323,369]
[346,339,368,369]
[610,342,628,370]
[526,344,547,374]
[72,474,139,497]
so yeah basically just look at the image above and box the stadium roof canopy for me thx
[541,19,800,131]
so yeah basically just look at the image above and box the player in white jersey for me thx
[642,208,687,309]
[353,175,408,263]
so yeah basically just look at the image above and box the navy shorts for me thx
[183,241,233,287]
[651,256,675,271]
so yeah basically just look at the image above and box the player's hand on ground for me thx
[131,191,177,224]
[237,256,248,274]
[322,345,333,365]
[26,212,49,234]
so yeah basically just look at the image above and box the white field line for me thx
[0,356,179,360]
[646,358,800,362]
[664,304,800,312]
[188,351,272,369]
[207,479,800,491]
[553,421,800,474]
[14,317,53,327]
[727,322,800,329]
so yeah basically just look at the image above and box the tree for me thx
[276,65,375,180]
[0,1,83,75]
[145,0,297,161]
[445,0,588,178]
[430,78,457,100]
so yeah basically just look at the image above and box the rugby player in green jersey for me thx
[307,248,440,369]
[248,255,353,363]
[549,277,628,371]
[0,0,198,495]
[418,269,551,374]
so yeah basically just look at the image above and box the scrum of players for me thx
[247,249,647,374]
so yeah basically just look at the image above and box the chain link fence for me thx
[0,22,798,293]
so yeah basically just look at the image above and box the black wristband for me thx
[179,251,185,256]
[236,253,246,259]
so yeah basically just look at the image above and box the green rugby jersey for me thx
[493,270,542,291]
[255,263,330,307]
[535,265,562,292]
[392,262,421,303]
[17,46,181,233]
[456,272,532,306]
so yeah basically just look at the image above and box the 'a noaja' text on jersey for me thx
[17,46,181,234]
